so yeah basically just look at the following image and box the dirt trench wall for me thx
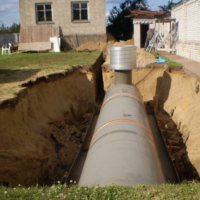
[158,71,200,176]
[131,67,200,177]
[0,54,103,187]
[103,66,200,177]
[102,67,165,94]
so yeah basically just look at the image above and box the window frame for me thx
[35,3,54,24]
[71,1,90,23]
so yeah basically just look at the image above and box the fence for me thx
[0,33,19,46]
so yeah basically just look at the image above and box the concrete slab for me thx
[159,52,200,78]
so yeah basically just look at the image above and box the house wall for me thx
[172,0,200,62]
[134,24,141,48]
[19,0,106,48]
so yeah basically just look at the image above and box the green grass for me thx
[0,48,101,82]
[156,54,183,67]
[147,51,182,67]
[0,49,101,101]
[0,183,200,199]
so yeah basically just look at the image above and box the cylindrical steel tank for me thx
[110,45,137,85]
[79,84,165,187]
[110,45,137,70]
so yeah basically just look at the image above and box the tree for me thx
[0,24,9,34]
[158,0,182,12]
[107,0,149,40]
[9,23,20,33]
[0,23,20,34]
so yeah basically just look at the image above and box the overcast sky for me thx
[0,0,180,26]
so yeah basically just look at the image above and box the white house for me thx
[172,0,200,62]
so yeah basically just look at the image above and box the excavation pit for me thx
[103,64,200,182]
[0,59,199,187]
[0,54,104,187]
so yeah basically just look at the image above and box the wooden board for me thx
[157,48,176,52]
[20,25,60,43]
[18,42,52,52]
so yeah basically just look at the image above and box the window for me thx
[36,3,53,23]
[72,2,88,21]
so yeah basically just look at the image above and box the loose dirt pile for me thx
[76,41,107,52]
[76,36,156,69]
[136,48,157,67]
[107,32,117,42]
[76,32,117,52]
[103,39,134,66]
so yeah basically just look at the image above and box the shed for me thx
[127,10,170,48]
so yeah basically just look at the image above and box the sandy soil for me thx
[76,41,107,52]
[1,35,200,185]
[0,67,98,186]
[102,65,200,178]
[76,38,156,92]
[134,67,200,178]
[76,38,156,68]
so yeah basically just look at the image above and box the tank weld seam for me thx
[89,129,155,149]
[101,93,144,110]
[90,119,157,146]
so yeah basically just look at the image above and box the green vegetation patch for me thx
[147,51,182,67]
[0,49,101,74]
[157,54,183,68]
[0,49,101,101]
[0,183,200,200]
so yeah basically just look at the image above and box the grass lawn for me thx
[156,54,183,67]
[0,49,101,102]
[147,51,183,67]
[0,183,200,200]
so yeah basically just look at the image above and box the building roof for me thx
[133,18,155,24]
[126,10,170,19]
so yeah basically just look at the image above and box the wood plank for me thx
[18,42,52,51]
[20,26,60,43]
[157,48,176,52]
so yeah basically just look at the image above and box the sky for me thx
[0,0,181,27]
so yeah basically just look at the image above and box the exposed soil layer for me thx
[1,46,200,186]
[103,65,200,180]
[0,54,104,187]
